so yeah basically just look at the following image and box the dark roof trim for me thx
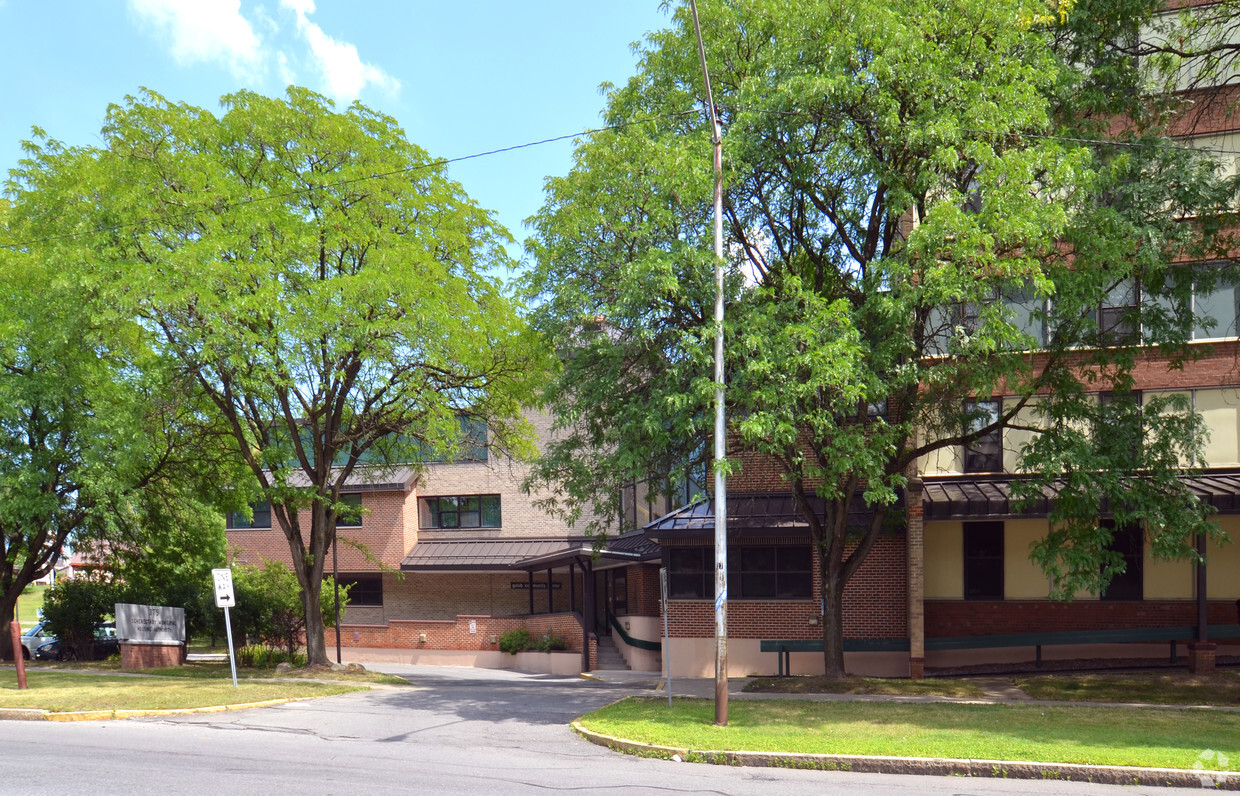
[643,490,905,540]
[922,469,1240,521]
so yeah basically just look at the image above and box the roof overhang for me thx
[922,469,1240,521]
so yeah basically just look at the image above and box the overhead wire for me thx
[2,102,1239,249]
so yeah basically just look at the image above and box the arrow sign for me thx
[212,568,235,609]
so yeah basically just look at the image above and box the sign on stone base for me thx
[115,603,186,670]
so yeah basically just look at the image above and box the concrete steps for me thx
[594,634,629,670]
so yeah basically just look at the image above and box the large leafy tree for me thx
[12,88,546,666]
[0,188,238,660]
[525,0,1236,675]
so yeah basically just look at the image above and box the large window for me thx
[1099,278,1140,345]
[1100,520,1144,601]
[668,546,812,600]
[963,522,1004,600]
[419,495,501,529]
[337,574,382,606]
[963,399,1002,473]
[226,501,271,530]
[337,494,363,528]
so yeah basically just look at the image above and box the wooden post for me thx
[9,622,27,690]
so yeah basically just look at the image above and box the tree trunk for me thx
[821,566,847,678]
[301,575,328,665]
[0,592,17,661]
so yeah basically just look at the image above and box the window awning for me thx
[642,490,905,541]
[922,469,1240,521]
[400,530,661,573]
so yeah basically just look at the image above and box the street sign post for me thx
[212,568,238,688]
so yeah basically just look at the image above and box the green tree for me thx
[39,575,121,661]
[525,0,1235,676]
[0,189,240,661]
[230,561,346,659]
[12,88,547,665]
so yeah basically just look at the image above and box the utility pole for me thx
[688,0,728,727]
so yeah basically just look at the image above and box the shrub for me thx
[498,628,532,654]
[40,575,121,661]
[499,629,568,654]
[538,634,568,652]
[235,644,306,668]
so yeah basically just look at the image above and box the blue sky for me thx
[0,1,672,260]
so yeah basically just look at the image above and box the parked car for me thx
[19,621,56,660]
[33,622,119,661]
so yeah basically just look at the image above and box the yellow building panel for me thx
[924,521,963,599]
[1207,516,1240,599]
[919,445,962,476]
[1002,397,1044,474]
[1004,519,1051,599]
[1144,390,1193,468]
[1197,388,1240,467]
[1144,538,1193,599]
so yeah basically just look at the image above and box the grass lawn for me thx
[0,669,366,713]
[744,675,982,698]
[29,659,408,685]
[15,584,47,628]
[1016,670,1240,706]
[578,697,1240,771]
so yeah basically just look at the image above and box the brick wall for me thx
[326,611,586,653]
[227,489,411,571]
[664,535,908,640]
[628,564,662,616]
[926,599,1240,637]
[381,571,577,621]
[414,410,609,539]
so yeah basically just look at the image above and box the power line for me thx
[0,109,700,250]
[4,102,1239,250]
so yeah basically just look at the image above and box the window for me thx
[337,494,363,528]
[1099,278,1139,345]
[729,546,813,599]
[963,522,1004,600]
[1100,520,1143,601]
[963,400,1002,473]
[419,495,501,529]
[338,574,382,606]
[1002,283,1048,348]
[1193,264,1239,340]
[667,546,812,600]
[226,501,271,530]
[668,547,712,599]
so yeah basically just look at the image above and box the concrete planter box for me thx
[508,650,581,675]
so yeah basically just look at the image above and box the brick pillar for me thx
[1188,642,1217,675]
[906,477,925,680]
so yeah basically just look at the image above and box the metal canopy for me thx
[400,530,661,573]
[642,490,905,540]
[922,469,1240,521]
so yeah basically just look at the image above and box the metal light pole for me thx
[688,0,728,727]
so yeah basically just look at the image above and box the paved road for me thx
[0,665,1211,794]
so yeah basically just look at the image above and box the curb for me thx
[570,723,1239,790]
[0,697,308,723]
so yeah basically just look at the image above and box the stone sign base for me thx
[121,642,186,669]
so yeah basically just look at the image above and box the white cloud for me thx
[279,0,399,102]
[128,0,265,80]
[276,51,296,87]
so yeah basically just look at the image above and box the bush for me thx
[498,629,568,654]
[538,634,568,652]
[235,644,306,668]
[40,576,121,661]
[498,628,531,654]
